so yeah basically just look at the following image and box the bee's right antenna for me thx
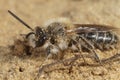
[8,10,34,31]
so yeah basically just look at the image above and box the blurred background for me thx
[0,1,120,80]
[0,0,120,46]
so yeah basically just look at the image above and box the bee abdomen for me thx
[78,31,118,44]
[77,31,118,51]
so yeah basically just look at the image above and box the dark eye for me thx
[35,26,47,47]
[35,27,44,37]
[36,35,47,47]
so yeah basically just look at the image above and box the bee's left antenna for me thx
[8,10,34,31]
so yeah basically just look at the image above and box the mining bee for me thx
[8,10,120,79]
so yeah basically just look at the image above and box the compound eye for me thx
[35,26,44,37]
[36,35,47,47]
[35,26,47,47]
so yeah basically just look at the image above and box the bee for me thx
[8,10,120,79]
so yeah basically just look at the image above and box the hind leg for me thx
[79,36,101,63]
[75,42,86,63]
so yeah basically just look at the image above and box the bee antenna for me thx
[8,10,34,31]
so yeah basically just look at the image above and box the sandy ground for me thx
[0,0,120,80]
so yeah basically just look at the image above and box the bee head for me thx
[26,26,47,48]
[35,26,47,47]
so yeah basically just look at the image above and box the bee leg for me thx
[91,50,101,64]
[34,45,54,80]
[76,43,86,64]
[38,45,52,71]
[70,39,86,64]
[34,54,95,80]
[46,45,53,59]
[79,36,101,64]
[96,43,104,50]
[35,56,79,80]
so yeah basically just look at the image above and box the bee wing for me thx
[66,24,120,34]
